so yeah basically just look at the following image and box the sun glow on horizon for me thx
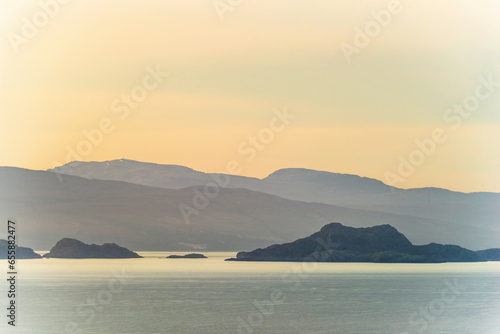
[1,0,499,193]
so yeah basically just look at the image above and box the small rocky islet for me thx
[166,253,207,259]
[0,240,41,259]
[42,238,142,259]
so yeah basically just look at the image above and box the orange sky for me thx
[1,0,499,192]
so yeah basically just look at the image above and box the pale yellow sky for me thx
[1,0,499,192]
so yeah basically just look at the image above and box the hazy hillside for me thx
[50,159,500,241]
[2,166,496,251]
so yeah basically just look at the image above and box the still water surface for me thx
[1,252,499,333]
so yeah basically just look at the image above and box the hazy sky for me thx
[1,0,499,192]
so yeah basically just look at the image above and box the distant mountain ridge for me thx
[50,159,393,197]
[49,159,500,248]
[229,222,500,263]
[51,160,212,189]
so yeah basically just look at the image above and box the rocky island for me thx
[166,253,207,259]
[0,240,41,259]
[43,238,142,258]
[227,222,500,263]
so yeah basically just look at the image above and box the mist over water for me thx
[1,253,499,334]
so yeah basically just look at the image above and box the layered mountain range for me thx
[0,159,498,251]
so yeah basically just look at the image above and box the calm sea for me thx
[0,252,499,334]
